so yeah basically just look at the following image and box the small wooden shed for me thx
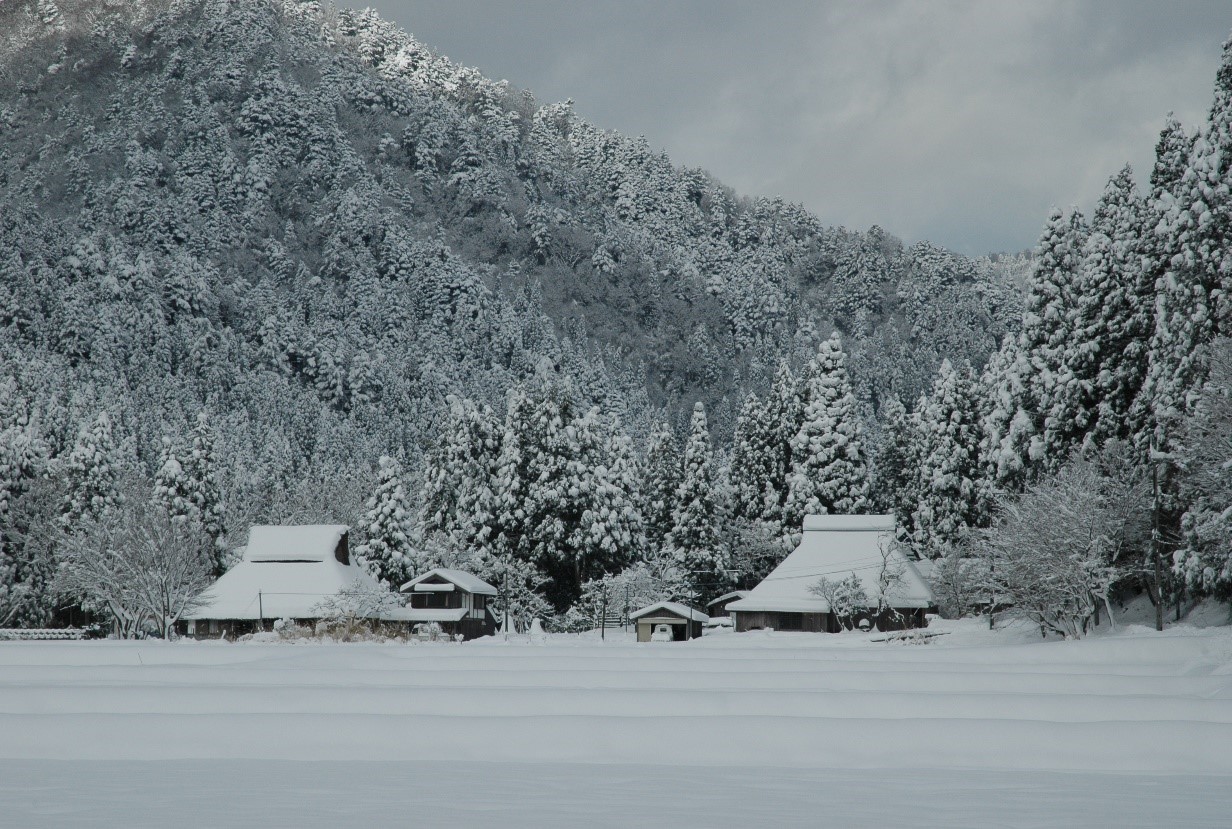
[706,591,750,620]
[630,601,708,642]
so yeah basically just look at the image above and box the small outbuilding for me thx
[630,601,708,642]
[182,524,388,638]
[397,568,498,641]
[727,514,935,633]
[706,591,750,621]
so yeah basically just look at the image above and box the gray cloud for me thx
[355,0,1229,255]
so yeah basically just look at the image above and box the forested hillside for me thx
[1,1,1227,632]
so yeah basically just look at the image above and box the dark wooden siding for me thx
[734,607,929,634]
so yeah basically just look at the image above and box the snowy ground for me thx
[2,618,1230,828]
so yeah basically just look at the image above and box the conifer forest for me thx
[1,0,1230,635]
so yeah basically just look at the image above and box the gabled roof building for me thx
[630,601,708,642]
[728,514,935,633]
[182,525,386,638]
[397,568,498,640]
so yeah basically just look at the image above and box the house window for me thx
[410,592,462,609]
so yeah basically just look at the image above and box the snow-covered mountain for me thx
[0,0,1023,469]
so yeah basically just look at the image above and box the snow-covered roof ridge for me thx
[630,601,709,623]
[801,514,895,532]
[728,513,933,614]
[244,524,350,563]
[400,568,498,596]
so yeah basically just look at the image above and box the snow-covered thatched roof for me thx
[185,525,388,621]
[400,568,498,596]
[630,601,709,623]
[727,514,934,614]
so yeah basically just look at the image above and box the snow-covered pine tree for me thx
[1083,167,1153,445]
[0,411,52,628]
[419,394,501,551]
[60,411,125,528]
[488,390,532,564]
[355,455,415,587]
[152,437,194,520]
[1049,167,1148,452]
[782,333,870,545]
[729,392,773,521]
[667,402,728,598]
[1021,207,1088,469]
[1125,117,1196,446]
[153,414,225,572]
[979,336,1036,494]
[764,360,800,518]
[567,412,645,588]
[518,381,579,608]
[870,395,919,533]
[1145,41,1232,449]
[186,412,224,558]
[0,402,47,523]
[1172,338,1232,596]
[912,359,986,556]
[641,421,682,553]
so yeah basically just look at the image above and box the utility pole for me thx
[502,566,509,636]
[600,588,607,641]
[1152,453,1164,633]
[258,591,264,632]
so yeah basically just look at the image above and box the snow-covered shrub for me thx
[809,572,868,631]
[310,578,405,639]
[973,451,1149,638]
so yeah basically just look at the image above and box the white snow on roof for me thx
[801,514,896,532]
[629,601,709,623]
[185,525,391,620]
[400,568,498,596]
[244,524,350,562]
[707,591,750,607]
[384,607,470,623]
[727,514,934,614]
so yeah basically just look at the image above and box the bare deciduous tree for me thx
[55,496,213,639]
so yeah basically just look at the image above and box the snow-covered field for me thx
[2,619,1231,828]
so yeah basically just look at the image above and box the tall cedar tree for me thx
[356,455,415,587]
[419,395,501,551]
[668,403,727,599]
[1146,39,1232,450]
[871,395,919,532]
[1065,168,1150,448]
[912,360,987,555]
[782,334,869,545]
[60,411,125,528]
[641,422,682,553]
[1021,207,1089,470]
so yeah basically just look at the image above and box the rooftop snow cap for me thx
[629,601,709,623]
[400,568,499,596]
[800,514,895,532]
[244,525,350,563]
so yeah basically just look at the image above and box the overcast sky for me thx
[353,1,1229,255]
